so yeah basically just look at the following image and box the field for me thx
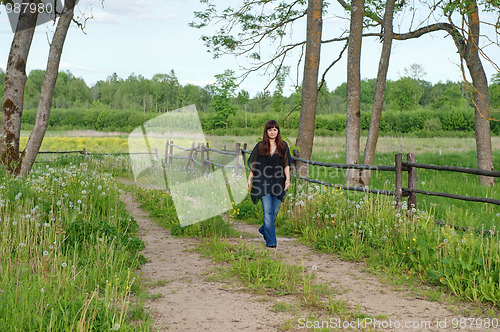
[21,132,499,229]
[2,132,498,330]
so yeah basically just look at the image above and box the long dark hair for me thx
[260,120,286,160]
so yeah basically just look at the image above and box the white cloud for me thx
[60,62,99,73]
[76,0,177,23]
[98,0,176,21]
[90,12,122,24]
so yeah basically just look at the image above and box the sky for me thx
[0,0,499,97]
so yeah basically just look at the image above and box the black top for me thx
[247,141,292,204]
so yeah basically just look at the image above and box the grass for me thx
[12,133,500,319]
[118,132,500,307]
[196,238,367,319]
[0,155,151,331]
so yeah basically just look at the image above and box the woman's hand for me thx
[247,171,253,191]
[284,179,290,191]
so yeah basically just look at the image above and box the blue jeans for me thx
[259,195,281,247]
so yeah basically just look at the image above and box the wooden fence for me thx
[31,142,500,210]
[162,141,500,209]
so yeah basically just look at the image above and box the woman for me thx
[247,120,292,248]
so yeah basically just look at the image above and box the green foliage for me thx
[279,164,500,304]
[387,77,424,110]
[210,70,238,129]
[64,219,144,254]
[0,158,150,330]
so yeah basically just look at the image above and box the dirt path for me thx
[120,188,477,331]
[231,223,472,331]
[120,191,295,331]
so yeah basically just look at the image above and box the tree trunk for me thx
[0,1,38,171]
[464,1,494,186]
[360,0,395,186]
[344,0,364,186]
[15,0,77,177]
[295,0,323,177]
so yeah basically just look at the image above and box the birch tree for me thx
[360,0,396,187]
[16,0,78,176]
[295,0,323,177]
[344,0,364,186]
[0,0,39,171]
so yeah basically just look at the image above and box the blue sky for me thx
[1,0,499,97]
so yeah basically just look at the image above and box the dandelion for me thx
[443,238,448,243]
[40,288,45,293]
[61,262,67,268]
[43,251,49,256]
[113,323,120,330]
[82,190,87,195]
[311,265,318,270]
[12,221,17,226]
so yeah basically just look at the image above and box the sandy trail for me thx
[120,187,477,331]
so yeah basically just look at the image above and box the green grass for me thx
[0,156,150,331]
[305,149,500,230]
[278,182,500,306]
[13,134,500,312]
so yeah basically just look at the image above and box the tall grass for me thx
[279,183,500,305]
[0,156,149,331]
[304,149,500,229]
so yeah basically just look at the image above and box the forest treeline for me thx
[1,68,499,135]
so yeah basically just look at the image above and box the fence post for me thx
[164,140,169,165]
[201,144,206,174]
[169,141,174,164]
[82,148,87,157]
[234,143,241,176]
[395,153,403,209]
[185,142,195,171]
[206,142,211,172]
[407,153,417,211]
[242,143,247,170]
[193,143,201,169]
[154,148,159,160]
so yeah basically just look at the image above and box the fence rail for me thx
[31,142,499,209]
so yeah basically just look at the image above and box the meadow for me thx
[123,133,500,306]
[5,132,499,329]
[0,155,150,331]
